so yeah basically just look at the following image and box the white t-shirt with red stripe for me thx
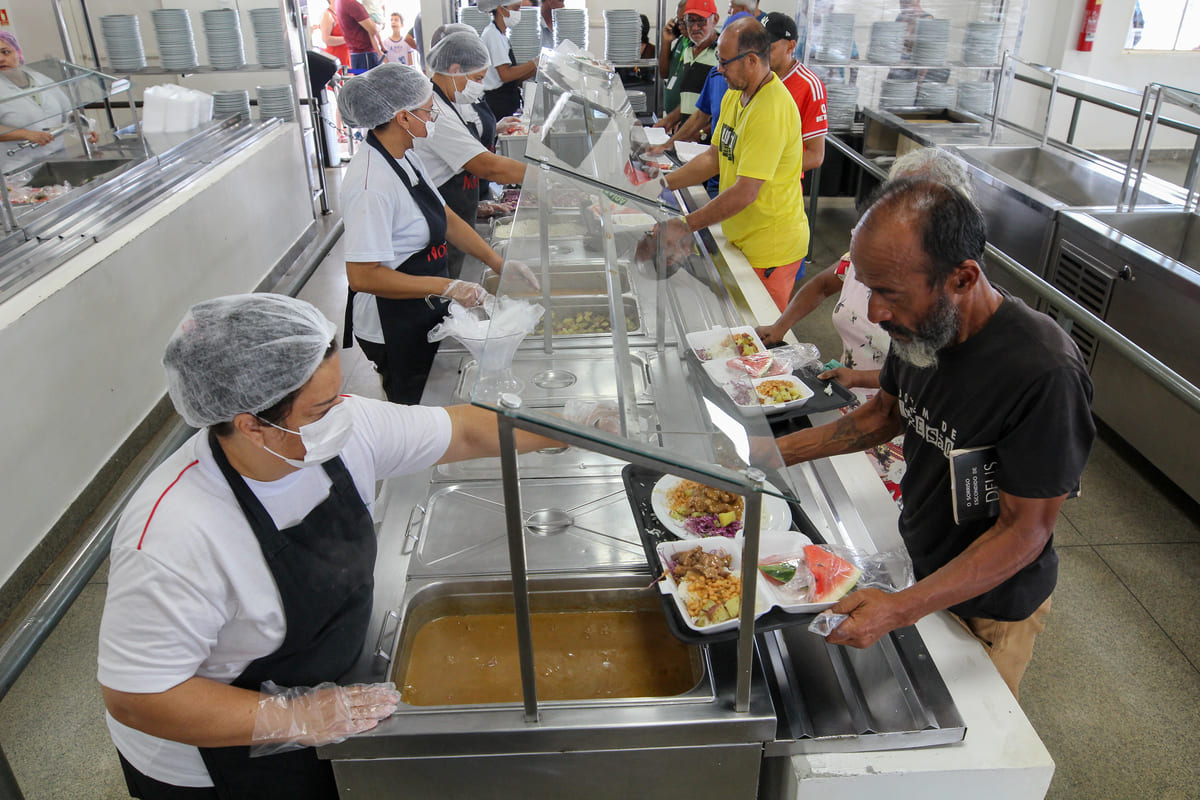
[97,395,452,787]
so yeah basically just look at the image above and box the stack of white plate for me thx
[825,82,858,130]
[627,89,647,113]
[100,14,147,72]
[916,81,956,107]
[603,9,641,63]
[957,80,995,115]
[814,13,855,63]
[213,89,251,119]
[509,9,541,63]
[867,21,904,64]
[249,6,289,68]
[150,9,198,71]
[202,8,246,70]
[879,78,917,108]
[963,21,1003,66]
[458,7,490,35]
[257,84,295,121]
[553,8,587,49]
[913,18,950,65]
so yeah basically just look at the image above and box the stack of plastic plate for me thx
[603,9,641,63]
[867,21,904,64]
[202,8,246,70]
[824,82,858,130]
[458,7,490,35]
[962,21,1003,66]
[150,9,198,71]
[627,89,647,113]
[213,89,251,119]
[100,14,147,72]
[509,9,541,63]
[879,78,917,108]
[248,6,289,69]
[814,13,855,63]
[257,84,295,121]
[957,80,995,115]
[553,8,587,49]
[913,18,950,65]
[916,81,956,107]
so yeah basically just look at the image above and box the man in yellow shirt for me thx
[663,16,808,310]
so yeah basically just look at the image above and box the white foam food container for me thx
[656,531,826,635]
[727,374,815,415]
[685,325,766,363]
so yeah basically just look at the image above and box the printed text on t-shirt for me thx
[896,389,958,458]
[718,123,737,161]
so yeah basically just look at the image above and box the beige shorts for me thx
[953,595,1053,699]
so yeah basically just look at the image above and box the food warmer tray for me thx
[621,464,828,645]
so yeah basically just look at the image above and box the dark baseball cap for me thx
[763,12,798,42]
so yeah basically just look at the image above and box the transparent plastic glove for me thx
[562,399,622,435]
[491,261,540,291]
[440,279,489,308]
[249,680,400,757]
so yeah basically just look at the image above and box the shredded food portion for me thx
[670,546,742,621]
[667,480,744,521]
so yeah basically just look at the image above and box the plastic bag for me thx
[725,344,822,379]
[808,611,850,637]
[427,295,544,343]
[757,543,914,605]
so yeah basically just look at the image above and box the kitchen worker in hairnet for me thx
[478,0,537,120]
[413,31,529,278]
[98,293,561,800]
[337,64,528,404]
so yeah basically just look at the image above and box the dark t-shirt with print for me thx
[879,295,1095,621]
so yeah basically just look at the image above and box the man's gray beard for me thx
[888,293,960,369]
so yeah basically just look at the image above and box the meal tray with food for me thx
[621,464,829,644]
[685,326,766,362]
[724,374,816,416]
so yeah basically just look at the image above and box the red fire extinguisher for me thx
[1078,0,1102,51]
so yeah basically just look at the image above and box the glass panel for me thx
[0,60,127,143]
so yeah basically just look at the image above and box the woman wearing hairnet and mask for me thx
[98,294,559,800]
[337,64,519,404]
[479,0,537,120]
[414,31,529,278]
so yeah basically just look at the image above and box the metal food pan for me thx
[453,347,653,406]
[533,296,642,338]
[490,213,588,241]
[483,261,632,297]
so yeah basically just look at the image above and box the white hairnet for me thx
[429,22,479,48]
[337,63,432,129]
[428,31,491,74]
[477,0,518,13]
[163,294,338,428]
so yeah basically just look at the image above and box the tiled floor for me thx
[0,183,1197,799]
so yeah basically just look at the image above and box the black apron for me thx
[344,131,450,404]
[432,85,495,279]
[484,21,522,120]
[198,432,377,800]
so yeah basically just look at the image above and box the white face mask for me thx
[261,401,353,468]
[421,118,436,138]
[455,78,486,105]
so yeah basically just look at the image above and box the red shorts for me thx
[754,258,804,311]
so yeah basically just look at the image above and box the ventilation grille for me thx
[1045,240,1117,370]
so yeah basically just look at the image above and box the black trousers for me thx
[118,751,218,800]
[357,337,435,404]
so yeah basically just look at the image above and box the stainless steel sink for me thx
[24,158,134,188]
[955,145,1175,208]
[1084,209,1200,271]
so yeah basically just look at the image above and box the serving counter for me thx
[319,46,1052,800]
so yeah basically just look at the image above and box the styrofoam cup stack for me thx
[825,82,858,130]
[553,8,588,49]
[868,21,904,64]
[963,21,1003,66]
[249,6,290,69]
[150,9,198,71]
[257,84,296,122]
[603,9,641,63]
[814,13,855,63]
[100,14,147,72]
[957,80,996,116]
[913,18,950,65]
[202,8,246,70]
[213,89,252,120]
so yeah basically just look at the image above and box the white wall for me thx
[0,126,312,589]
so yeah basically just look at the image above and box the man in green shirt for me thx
[659,0,690,117]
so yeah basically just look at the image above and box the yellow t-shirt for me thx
[715,75,809,269]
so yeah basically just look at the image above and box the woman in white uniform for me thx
[337,64,508,404]
[478,0,537,120]
[98,293,558,800]
[0,31,96,173]
[414,31,528,278]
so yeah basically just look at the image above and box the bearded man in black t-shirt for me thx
[776,178,1095,697]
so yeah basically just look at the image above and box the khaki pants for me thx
[954,595,1053,699]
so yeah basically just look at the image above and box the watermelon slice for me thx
[804,545,862,603]
[727,353,789,378]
